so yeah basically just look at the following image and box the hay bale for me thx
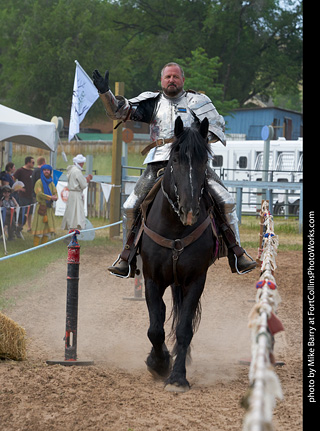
[0,312,27,361]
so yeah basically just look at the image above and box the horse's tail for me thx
[169,284,202,357]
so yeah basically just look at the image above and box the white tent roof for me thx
[0,104,56,151]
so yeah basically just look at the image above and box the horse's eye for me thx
[172,157,179,164]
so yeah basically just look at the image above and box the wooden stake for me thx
[109,82,124,238]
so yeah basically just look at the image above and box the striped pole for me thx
[47,230,94,366]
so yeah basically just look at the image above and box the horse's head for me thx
[165,116,211,226]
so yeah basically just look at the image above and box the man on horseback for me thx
[93,62,256,276]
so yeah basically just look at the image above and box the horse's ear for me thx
[199,117,209,139]
[174,116,184,137]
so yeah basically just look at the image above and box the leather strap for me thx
[143,215,213,286]
[219,222,243,257]
[120,211,142,262]
[141,138,174,156]
[143,215,212,251]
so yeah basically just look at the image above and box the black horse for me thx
[140,116,218,392]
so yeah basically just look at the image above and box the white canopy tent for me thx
[0,104,56,151]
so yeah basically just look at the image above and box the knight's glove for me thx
[93,69,109,94]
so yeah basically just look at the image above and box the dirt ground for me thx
[0,245,302,431]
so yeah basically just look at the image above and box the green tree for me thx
[178,47,238,116]
[202,0,302,106]
[0,0,302,122]
[111,0,214,97]
[0,0,120,119]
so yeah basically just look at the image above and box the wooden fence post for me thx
[109,82,124,238]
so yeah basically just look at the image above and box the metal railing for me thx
[56,165,302,232]
[121,166,303,232]
[224,180,303,232]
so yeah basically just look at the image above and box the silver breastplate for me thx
[143,91,225,164]
[150,92,193,141]
[143,92,194,164]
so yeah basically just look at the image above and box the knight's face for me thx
[161,65,185,97]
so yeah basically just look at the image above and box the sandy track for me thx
[0,245,302,430]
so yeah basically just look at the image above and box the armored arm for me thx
[99,92,131,121]
[92,69,131,121]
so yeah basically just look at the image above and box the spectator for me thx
[13,156,35,231]
[0,162,16,187]
[0,185,19,241]
[61,154,92,230]
[32,156,46,200]
[31,164,58,246]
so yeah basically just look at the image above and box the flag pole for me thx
[68,61,98,142]
[74,60,94,84]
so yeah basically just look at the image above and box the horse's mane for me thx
[170,125,212,165]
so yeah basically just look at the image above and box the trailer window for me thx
[212,155,223,167]
[239,156,247,168]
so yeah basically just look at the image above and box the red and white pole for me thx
[47,230,94,366]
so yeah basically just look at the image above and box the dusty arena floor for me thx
[0,245,302,431]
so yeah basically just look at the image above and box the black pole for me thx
[47,230,93,366]
[65,230,80,360]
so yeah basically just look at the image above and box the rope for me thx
[0,220,122,262]
[243,201,284,431]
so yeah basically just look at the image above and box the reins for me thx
[142,120,215,286]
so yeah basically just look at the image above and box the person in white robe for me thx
[61,154,92,230]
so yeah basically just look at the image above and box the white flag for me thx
[68,60,99,141]
[101,183,113,203]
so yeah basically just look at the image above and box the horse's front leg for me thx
[145,279,172,379]
[165,277,206,392]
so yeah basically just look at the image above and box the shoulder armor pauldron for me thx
[129,91,160,105]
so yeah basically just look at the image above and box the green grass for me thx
[239,215,302,251]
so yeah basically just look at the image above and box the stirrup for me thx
[234,250,256,275]
[108,254,131,279]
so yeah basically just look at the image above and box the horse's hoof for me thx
[147,365,168,380]
[145,350,172,379]
[164,382,190,393]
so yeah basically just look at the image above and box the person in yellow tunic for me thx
[32,164,58,246]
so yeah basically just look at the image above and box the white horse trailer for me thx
[209,137,303,214]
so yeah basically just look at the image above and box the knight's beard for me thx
[163,84,183,97]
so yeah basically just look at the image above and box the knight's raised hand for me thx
[93,69,109,94]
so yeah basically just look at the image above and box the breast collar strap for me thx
[143,214,213,286]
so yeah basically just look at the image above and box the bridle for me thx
[143,154,214,287]
[161,157,207,218]
[160,166,180,216]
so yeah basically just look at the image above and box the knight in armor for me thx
[93,62,256,277]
